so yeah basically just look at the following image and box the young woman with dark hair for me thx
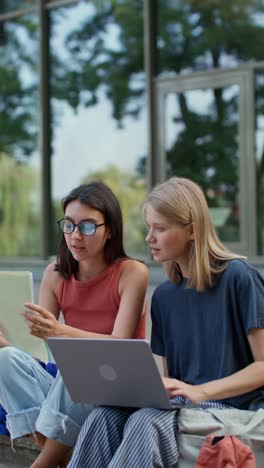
[56,182,128,279]
[0,181,149,468]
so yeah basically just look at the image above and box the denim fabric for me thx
[36,371,94,446]
[0,347,54,439]
[0,347,93,445]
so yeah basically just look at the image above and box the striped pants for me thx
[68,406,178,468]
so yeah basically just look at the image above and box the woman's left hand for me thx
[162,377,208,403]
[21,302,62,339]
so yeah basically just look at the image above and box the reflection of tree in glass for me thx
[0,1,35,13]
[0,152,39,256]
[0,15,38,160]
[154,0,264,244]
[2,1,264,170]
[166,92,238,189]
[0,16,40,257]
[2,1,264,251]
[51,1,144,124]
[49,0,263,246]
[156,0,263,212]
[51,1,263,185]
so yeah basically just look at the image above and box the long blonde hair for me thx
[144,177,245,291]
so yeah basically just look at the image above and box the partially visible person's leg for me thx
[68,406,178,468]
[33,372,94,468]
[30,438,73,468]
[68,407,133,468]
[0,347,54,441]
[109,407,178,468]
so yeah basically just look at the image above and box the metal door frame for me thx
[154,67,256,256]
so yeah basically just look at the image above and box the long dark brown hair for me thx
[55,182,128,279]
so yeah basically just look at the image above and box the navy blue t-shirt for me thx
[151,259,264,409]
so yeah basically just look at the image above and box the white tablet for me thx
[0,271,49,363]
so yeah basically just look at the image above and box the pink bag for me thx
[195,435,256,468]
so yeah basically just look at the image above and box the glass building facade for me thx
[0,0,264,263]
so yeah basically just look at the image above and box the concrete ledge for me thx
[0,435,40,466]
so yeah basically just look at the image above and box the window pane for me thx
[164,85,240,242]
[0,15,40,257]
[0,1,35,14]
[50,0,147,256]
[157,0,264,75]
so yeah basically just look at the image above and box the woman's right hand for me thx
[162,377,208,403]
[22,303,62,339]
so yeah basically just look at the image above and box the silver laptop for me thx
[47,338,174,410]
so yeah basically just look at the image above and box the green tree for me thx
[54,0,264,194]
[51,0,144,124]
[52,0,264,245]
[156,0,264,188]
[0,16,38,159]
[0,152,39,256]
[0,16,40,256]
[2,1,264,252]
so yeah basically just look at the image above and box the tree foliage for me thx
[1,0,264,253]
[0,16,38,159]
[51,1,264,192]
[52,0,264,245]
[0,152,40,256]
[51,0,144,125]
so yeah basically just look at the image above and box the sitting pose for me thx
[68,177,264,468]
[0,181,149,468]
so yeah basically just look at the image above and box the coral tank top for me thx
[58,259,146,338]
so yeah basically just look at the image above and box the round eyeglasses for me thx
[57,218,105,236]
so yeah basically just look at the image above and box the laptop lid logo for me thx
[99,364,118,381]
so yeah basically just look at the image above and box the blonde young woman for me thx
[68,177,264,468]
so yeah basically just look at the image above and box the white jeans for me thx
[0,347,93,445]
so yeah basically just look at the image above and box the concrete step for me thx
[0,436,40,467]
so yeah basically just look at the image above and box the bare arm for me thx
[162,328,264,403]
[162,356,169,377]
[37,262,61,319]
[111,260,149,338]
[23,260,149,340]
